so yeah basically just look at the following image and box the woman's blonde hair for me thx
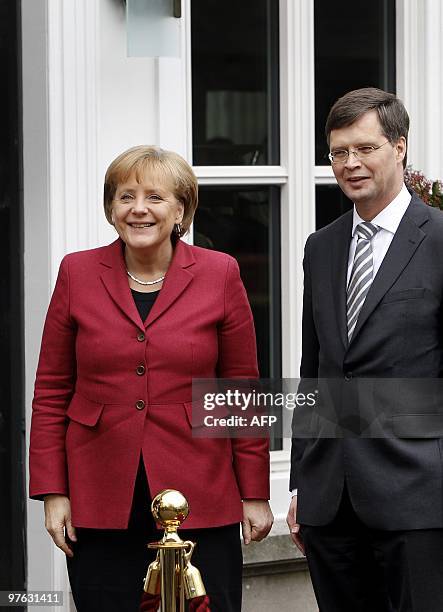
[104,145,198,236]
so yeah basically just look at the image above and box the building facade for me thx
[1,0,441,609]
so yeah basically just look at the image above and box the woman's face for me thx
[111,171,184,257]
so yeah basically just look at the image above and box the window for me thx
[191,0,279,166]
[190,0,282,449]
[316,184,353,230]
[194,185,281,379]
[314,0,396,229]
[191,0,282,378]
[187,0,397,458]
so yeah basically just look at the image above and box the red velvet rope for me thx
[139,593,211,611]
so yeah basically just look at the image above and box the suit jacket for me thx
[29,238,270,529]
[290,191,443,530]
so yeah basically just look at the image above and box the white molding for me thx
[22,0,57,601]
[156,57,187,157]
[183,0,193,163]
[270,470,292,521]
[396,0,425,172]
[44,1,101,605]
[397,0,443,179]
[156,0,193,162]
[422,0,443,179]
[279,0,315,380]
[270,449,290,472]
[315,165,336,184]
[47,0,100,283]
[194,166,288,185]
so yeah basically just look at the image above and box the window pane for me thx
[194,186,282,449]
[193,186,281,379]
[191,0,280,166]
[315,0,396,165]
[316,184,353,230]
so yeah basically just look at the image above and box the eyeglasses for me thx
[328,141,390,164]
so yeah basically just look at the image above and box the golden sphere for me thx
[151,489,189,526]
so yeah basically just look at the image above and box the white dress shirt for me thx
[347,183,411,285]
[291,184,411,498]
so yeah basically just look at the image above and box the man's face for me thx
[329,110,406,209]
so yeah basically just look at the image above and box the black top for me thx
[131,289,160,322]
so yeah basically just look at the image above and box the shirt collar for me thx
[351,183,411,237]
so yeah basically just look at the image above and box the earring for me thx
[174,222,183,236]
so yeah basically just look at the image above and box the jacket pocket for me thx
[66,393,105,427]
[183,401,230,429]
[390,413,443,438]
[381,288,425,304]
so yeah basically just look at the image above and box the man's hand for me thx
[44,494,77,557]
[241,500,273,545]
[286,495,305,554]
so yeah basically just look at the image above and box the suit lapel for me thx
[144,240,195,328]
[331,212,353,350]
[99,238,196,331]
[349,194,429,344]
[100,239,145,331]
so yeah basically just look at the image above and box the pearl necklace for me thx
[126,270,165,286]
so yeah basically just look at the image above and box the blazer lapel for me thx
[144,240,195,329]
[331,212,353,350]
[349,194,429,344]
[99,239,145,331]
[99,239,196,331]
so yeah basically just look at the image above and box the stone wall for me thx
[242,522,318,612]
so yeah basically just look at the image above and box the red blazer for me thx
[29,239,270,529]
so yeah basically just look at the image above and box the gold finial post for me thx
[144,489,206,612]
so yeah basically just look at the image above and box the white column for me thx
[279,0,315,381]
[23,0,55,600]
[156,0,193,161]
[422,0,443,180]
[46,0,101,602]
[24,1,101,609]
[267,0,316,514]
[397,0,443,180]
[47,0,101,279]
[396,0,424,170]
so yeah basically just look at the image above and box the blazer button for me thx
[136,364,146,376]
[135,400,145,410]
[344,372,353,381]
[137,332,145,342]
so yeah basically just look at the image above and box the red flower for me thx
[404,167,443,210]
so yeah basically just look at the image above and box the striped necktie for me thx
[347,222,379,341]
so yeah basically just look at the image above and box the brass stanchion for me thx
[144,489,206,612]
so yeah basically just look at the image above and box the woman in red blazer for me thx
[30,146,273,612]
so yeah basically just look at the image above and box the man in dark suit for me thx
[286,88,443,612]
